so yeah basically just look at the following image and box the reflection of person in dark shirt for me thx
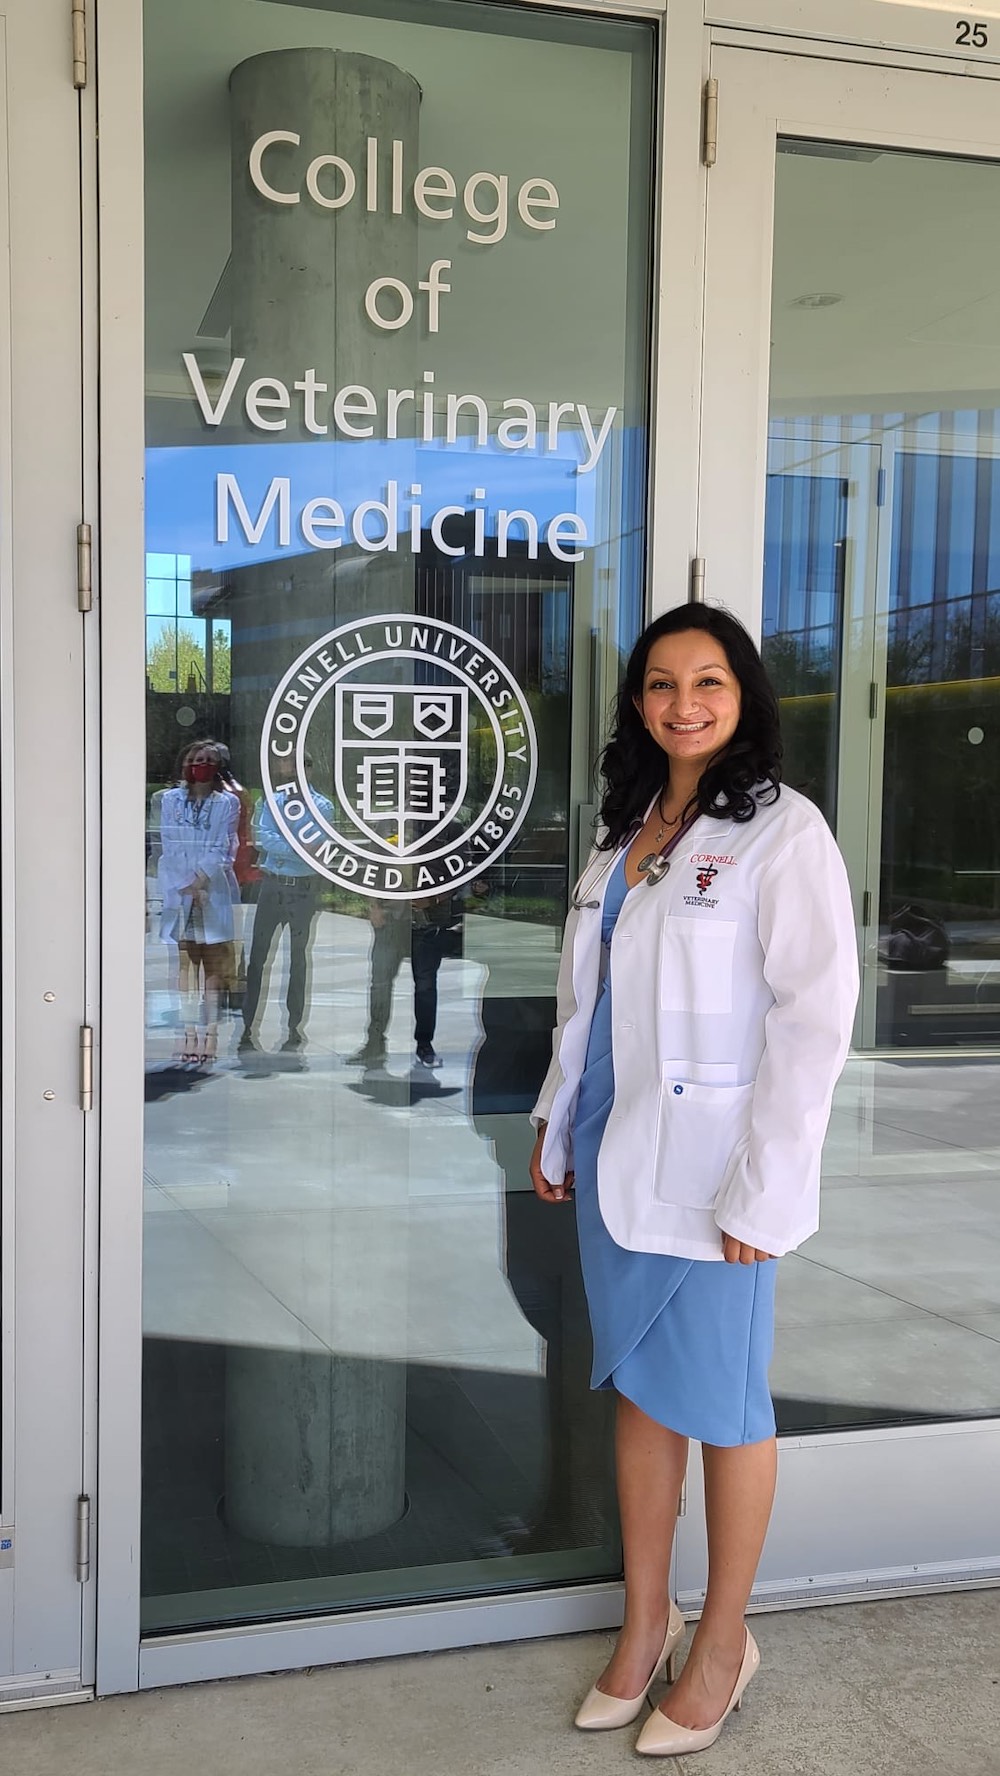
[344,890,459,1072]
[345,826,487,1070]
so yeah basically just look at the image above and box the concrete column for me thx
[224,47,420,780]
[226,1350,406,1548]
[223,47,418,1550]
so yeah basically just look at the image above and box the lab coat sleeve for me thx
[529,901,583,1129]
[713,822,860,1257]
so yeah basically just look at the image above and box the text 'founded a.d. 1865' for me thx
[260,615,538,901]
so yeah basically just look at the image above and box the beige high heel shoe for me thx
[634,1625,760,1757]
[574,1601,686,1731]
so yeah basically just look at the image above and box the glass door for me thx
[0,0,93,1701]
[136,0,654,1669]
[688,42,1000,1607]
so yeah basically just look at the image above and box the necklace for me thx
[651,790,682,845]
[638,791,685,876]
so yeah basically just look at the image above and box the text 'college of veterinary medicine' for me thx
[192,130,615,559]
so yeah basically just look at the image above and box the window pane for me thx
[142,0,653,1631]
[765,140,1000,1436]
[145,578,177,617]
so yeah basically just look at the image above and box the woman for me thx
[158,741,239,1066]
[529,604,858,1757]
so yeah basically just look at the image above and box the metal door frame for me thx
[0,0,97,1709]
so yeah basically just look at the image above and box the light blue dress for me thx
[572,851,777,1447]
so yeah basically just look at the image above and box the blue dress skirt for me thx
[572,852,777,1447]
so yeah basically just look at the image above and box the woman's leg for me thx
[199,957,224,1059]
[175,942,199,1058]
[655,1435,777,1730]
[596,1393,688,1698]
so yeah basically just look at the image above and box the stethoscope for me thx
[571,811,697,910]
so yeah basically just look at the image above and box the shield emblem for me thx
[334,682,469,857]
[352,693,394,739]
[413,694,455,740]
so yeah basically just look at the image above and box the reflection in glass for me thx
[765,139,1000,1437]
[141,0,652,1630]
[762,445,848,825]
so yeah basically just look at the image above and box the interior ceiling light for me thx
[788,292,844,309]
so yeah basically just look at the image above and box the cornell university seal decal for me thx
[260,614,538,900]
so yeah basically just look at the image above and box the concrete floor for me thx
[2,1591,998,1776]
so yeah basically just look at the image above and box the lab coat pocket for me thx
[659,918,737,1016]
[652,1071,754,1212]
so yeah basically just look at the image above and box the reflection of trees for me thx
[147,624,232,693]
[888,592,1000,686]
[880,596,1000,921]
[762,631,837,820]
[465,689,564,818]
[762,631,835,698]
[767,590,1000,696]
[885,624,932,688]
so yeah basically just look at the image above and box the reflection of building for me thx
[183,527,574,904]
[764,423,1000,1045]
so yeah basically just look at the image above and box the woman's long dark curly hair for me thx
[597,604,782,849]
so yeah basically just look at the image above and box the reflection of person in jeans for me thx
[346,900,451,1070]
[239,775,333,1056]
[346,870,489,1070]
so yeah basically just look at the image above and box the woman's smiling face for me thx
[634,629,742,769]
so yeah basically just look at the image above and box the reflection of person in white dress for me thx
[158,741,239,1065]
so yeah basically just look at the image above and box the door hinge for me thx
[869,681,879,720]
[702,78,719,168]
[862,889,872,928]
[72,1,87,90]
[689,557,706,603]
[80,1025,94,1112]
[876,466,887,507]
[76,1496,91,1583]
[77,522,92,612]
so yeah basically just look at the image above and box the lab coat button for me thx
[673,1084,683,1095]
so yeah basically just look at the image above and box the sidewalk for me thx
[2,1591,997,1775]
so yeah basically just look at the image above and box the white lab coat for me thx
[532,785,859,1262]
[158,786,239,948]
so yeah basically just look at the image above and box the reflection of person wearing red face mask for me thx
[158,742,239,1065]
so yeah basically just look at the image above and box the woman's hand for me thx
[529,1126,574,1204]
[721,1233,774,1264]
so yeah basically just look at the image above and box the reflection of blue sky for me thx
[146,439,601,573]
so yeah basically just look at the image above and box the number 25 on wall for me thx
[956,19,990,48]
